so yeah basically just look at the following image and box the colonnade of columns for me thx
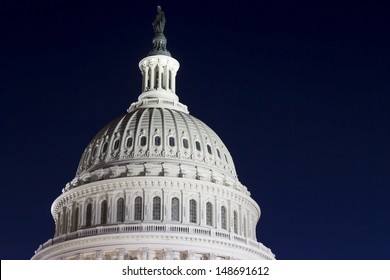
[139,56,179,95]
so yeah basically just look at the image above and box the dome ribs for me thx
[73,108,239,190]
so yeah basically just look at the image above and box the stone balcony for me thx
[35,222,274,259]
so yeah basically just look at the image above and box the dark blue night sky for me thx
[1,1,389,260]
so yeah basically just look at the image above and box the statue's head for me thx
[157,6,161,12]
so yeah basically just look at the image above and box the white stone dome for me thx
[32,7,275,260]
[73,107,238,190]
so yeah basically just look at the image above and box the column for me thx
[164,66,169,90]
[171,70,177,93]
[150,64,155,89]
[157,64,162,89]
[142,66,148,91]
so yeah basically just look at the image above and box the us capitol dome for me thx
[32,6,275,260]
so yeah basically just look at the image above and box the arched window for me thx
[61,207,68,234]
[154,65,159,89]
[243,216,247,237]
[100,200,108,225]
[56,212,61,236]
[71,207,79,232]
[206,202,213,226]
[117,198,125,223]
[233,211,238,234]
[171,197,180,221]
[168,70,172,89]
[189,199,197,223]
[86,203,92,227]
[221,206,227,230]
[147,68,151,89]
[134,196,142,220]
[153,196,161,220]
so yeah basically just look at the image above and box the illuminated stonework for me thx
[32,7,275,260]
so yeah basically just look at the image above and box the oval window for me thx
[113,139,120,150]
[154,136,161,146]
[207,144,212,155]
[195,141,201,151]
[140,136,147,147]
[169,136,175,147]
[183,138,189,149]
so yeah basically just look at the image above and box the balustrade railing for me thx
[36,223,264,254]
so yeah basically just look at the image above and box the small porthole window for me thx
[113,139,120,150]
[126,137,133,148]
[217,148,221,159]
[224,154,228,163]
[169,136,175,147]
[102,142,108,153]
[207,144,212,155]
[195,141,201,151]
[154,136,161,146]
[183,138,189,149]
[140,136,147,147]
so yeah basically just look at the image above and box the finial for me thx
[149,5,171,56]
